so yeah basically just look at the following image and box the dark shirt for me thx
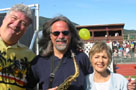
[26,52,93,90]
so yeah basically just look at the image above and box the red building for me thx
[76,23,124,43]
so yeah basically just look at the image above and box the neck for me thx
[0,34,16,46]
[94,70,110,83]
[54,50,66,59]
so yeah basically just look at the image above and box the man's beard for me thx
[55,38,67,51]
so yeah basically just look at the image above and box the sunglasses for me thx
[51,31,70,36]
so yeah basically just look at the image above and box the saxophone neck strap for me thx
[48,55,64,88]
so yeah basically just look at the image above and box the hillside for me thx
[39,16,136,34]
[39,16,78,30]
[124,29,136,34]
[39,16,51,30]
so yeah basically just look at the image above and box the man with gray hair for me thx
[0,4,35,90]
[26,15,93,90]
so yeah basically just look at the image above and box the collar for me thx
[0,37,25,49]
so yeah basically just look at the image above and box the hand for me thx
[48,87,58,90]
[128,76,136,90]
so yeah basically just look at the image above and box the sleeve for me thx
[83,76,88,90]
[26,56,39,89]
[113,73,128,90]
[121,76,128,90]
[83,74,92,90]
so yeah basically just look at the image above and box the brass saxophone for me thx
[56,50,80,90]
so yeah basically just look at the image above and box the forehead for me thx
[51,21,69,31]
[8,11,30,22]
[93,50,108,55]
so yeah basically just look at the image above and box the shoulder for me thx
[76,51,90,65]
[76,52,90,63]
[110,72,128,89]
[77,51,88,56]
[85,73,94,87]
[76,51,89,59]
[31,55,51,65]
[14,43,36,61]
[86,73,93,79]
[112,73,126,79]
[76,51,93,74]
[17,43,35,54]
[19,44,36,60]
[111,72,128,82]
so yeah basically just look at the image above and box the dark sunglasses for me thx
[51,31,70,36]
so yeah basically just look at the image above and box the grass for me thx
[125,76,136,81]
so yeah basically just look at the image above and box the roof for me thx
[76,23,125,29]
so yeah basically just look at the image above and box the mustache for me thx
[56,38,67,42]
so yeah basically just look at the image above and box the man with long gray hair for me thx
[0,4,35,90]
[26,15,93,90]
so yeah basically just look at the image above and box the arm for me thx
[26,59,39,89]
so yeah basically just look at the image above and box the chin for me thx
[95,68,107,73]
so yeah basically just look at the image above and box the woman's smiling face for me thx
[91,50,109,73]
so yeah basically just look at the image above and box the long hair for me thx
[39,15,83,56]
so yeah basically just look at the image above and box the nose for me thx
[98,57,103,62]
[13,20,21,28]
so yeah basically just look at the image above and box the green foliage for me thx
[39,16,51,30]
[39,16,78,30]
[124,29,136,34]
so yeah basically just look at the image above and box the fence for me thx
[113,52,136,64]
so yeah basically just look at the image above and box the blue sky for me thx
[0,0,136,30]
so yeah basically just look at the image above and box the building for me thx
[76,23,124,43]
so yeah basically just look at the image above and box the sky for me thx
[0,0,135,30]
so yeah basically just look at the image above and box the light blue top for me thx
[84,72,128,90]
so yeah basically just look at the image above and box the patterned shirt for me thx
[0,38,36,90]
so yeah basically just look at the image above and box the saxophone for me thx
[56,50,80,90]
